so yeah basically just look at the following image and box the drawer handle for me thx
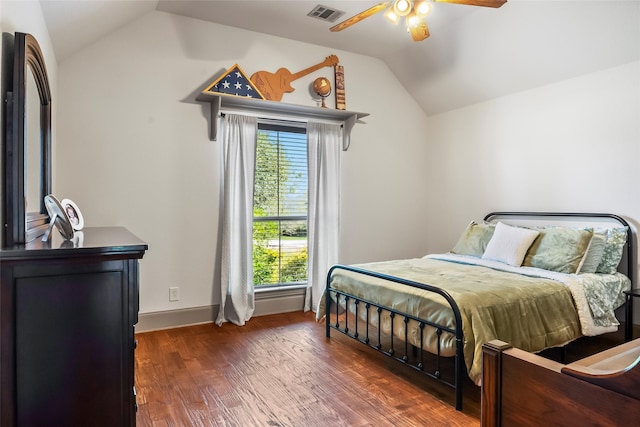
[133,386,138,412]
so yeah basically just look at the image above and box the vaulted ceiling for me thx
[40,0,640,115]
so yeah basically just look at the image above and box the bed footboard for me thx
[481,339,640,426]
[325,265,465,410]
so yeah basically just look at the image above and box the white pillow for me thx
[482,222,540,266]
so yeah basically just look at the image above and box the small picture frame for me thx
[43,195,74,241]
[61,198,84,231]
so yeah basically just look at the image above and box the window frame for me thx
[252,120,308,288]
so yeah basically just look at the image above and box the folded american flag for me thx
[204,64,264,99]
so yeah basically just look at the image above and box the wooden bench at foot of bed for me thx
[481,338,640,426]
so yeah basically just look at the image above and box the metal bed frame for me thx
[324,212,636,412]
[325,265,465,408]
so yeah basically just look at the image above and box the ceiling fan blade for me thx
[409,20,430,42]
[330,2,390,32]
[435,0,507,7]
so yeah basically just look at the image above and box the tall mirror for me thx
[25,67,42,218]
[3,32,51,246]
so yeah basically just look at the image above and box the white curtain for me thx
[305,121,342,312]
[216,114,258,326]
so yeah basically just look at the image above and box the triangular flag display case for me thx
[202,64,265,100]
[196,65,368,150]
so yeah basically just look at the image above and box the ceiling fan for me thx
[330,0,507,42]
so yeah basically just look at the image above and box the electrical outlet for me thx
[169,286,180,302]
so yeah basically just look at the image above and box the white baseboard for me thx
[254,285,306,317]
[136,286,306,332]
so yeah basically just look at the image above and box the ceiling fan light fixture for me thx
[384,7,401,24]
[393,0,412,17]
[330,0,503,41]
[406,10,421,28]
[414,0,432,17]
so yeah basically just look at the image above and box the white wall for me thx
[56,11,432,314]
[423,61,640,264]
[0,1,57,82]
[1,1,58,117]
[0,1,58,234]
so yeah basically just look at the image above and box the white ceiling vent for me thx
[307,5,345,23]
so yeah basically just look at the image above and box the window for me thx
[253,122,308,287]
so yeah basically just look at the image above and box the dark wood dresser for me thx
[0,227,147,426]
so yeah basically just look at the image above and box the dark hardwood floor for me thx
[135,311,481,426]
[135,311,633,427]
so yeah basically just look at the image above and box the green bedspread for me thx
[320,257,588,385]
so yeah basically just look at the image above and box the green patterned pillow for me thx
[523,226,593,274]
[579,232,607,274]
[595,227,628,274]
[450,220,495,257]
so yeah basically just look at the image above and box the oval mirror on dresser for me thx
[3,31,52,246]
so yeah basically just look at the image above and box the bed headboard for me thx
[483,212,636,289]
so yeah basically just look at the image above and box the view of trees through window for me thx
[253,124,308,286]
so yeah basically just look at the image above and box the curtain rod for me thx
[219,108,344,128]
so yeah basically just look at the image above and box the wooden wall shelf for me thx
[196,92,368,150]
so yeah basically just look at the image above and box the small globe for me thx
[313,77,331,97]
